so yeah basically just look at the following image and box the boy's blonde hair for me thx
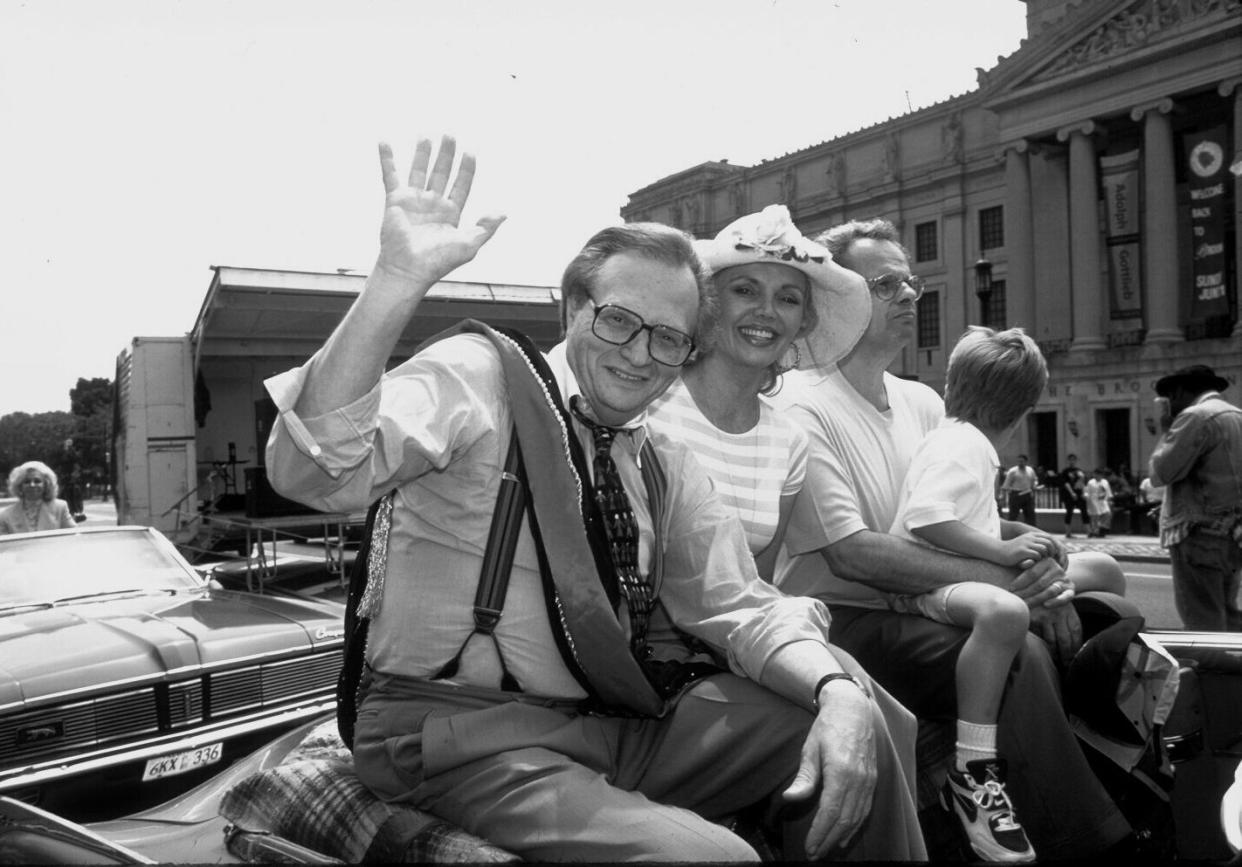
[945,326,1048,431]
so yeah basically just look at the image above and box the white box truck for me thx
[113,336,198,542]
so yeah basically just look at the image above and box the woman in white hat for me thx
[648,205,870,580]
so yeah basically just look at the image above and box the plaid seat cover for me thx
[220,720,518,863]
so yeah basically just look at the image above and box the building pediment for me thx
[981,0,1240,108]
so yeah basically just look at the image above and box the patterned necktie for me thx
[569,396,654,656]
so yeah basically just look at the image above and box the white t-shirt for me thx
[1086,477,1113,516]
[1139,477,1165,504]
[1001,464,1038,494]
[890,418,1001,545]
[773,366,945,607]
[648,378,808,555]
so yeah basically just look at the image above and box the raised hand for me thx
[375,136,505,287]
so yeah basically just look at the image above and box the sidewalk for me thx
[1062,532,1168,564]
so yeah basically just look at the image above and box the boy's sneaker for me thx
[940,758,1035,863]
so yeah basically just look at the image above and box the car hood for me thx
[0,590,344,708]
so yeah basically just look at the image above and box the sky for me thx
[0,0,1029,416]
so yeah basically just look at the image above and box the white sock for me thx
[955,720,998,771]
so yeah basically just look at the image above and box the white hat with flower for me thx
[693,204,871,369]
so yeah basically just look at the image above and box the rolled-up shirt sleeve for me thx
[657,446,833,681]
[263,334,497,514]
[265,361,381,476]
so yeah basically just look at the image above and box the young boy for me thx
[885,327,1121,862]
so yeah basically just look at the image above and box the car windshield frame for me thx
[0,528,203,611]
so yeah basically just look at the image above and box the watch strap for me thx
[813,672,868,710]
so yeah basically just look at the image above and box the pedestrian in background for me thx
[1058,453,1089,538]
[1138,475,1165,536]
[59,438,86,523]
[1001,453,1039,526]
[1085,468,1113,538]
[0,461,76,534]
[1149,365,1242,631]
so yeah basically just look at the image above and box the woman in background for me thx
[0,461,76,534]
[648,205,869,580]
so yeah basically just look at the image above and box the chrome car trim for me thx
[0,698,336,791]
[1148,629,1242,650]
[0,796,158,864]
[0,639,345,714]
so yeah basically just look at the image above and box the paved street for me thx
[1058,532,1182,628]
[1063,533,1167,564]
[80,497,118,528]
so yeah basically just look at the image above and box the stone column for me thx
[1057,121,1106,351]
[1131,98,1182,345]
[1222,78,1242,338]
[1004,142,1036,331]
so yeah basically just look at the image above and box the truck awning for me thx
[192,266,563,363]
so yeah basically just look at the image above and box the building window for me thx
[914,221,938,262]
[981,279,1007,329]
[979,206,1004,250]
[917,290,940,349]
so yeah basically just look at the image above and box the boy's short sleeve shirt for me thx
[889,419,1002,543]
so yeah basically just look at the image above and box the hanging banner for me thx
[1100,150,1143,321]
[1185,126,1230,322]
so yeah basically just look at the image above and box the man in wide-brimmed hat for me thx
[1149,364,1242,630]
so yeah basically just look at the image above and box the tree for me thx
[70,377,112,418]
[0,411,78,487]
[0,378,114,497]
[67,377,113,496]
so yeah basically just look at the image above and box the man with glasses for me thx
[774,218,1134,860]
[265,139,924,861]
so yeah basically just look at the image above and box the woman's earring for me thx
[777,342,802,374]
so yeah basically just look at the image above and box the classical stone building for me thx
[622,0,1240,480]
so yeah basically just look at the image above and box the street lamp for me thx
[973,257,993,297]
[974,257,993,325]
[1067,419,1079,437]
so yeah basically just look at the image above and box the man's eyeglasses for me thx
[866,273,926,301]
[590,303,695,367]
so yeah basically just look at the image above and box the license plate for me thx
[142,742,223,781]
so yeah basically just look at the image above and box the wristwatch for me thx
[813,672,868,710]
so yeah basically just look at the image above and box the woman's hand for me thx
[374,136,505,288]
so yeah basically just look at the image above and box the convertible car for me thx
[0,526,345,820]
[4,532,1242,861]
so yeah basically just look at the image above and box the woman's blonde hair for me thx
[8,461,58,501]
